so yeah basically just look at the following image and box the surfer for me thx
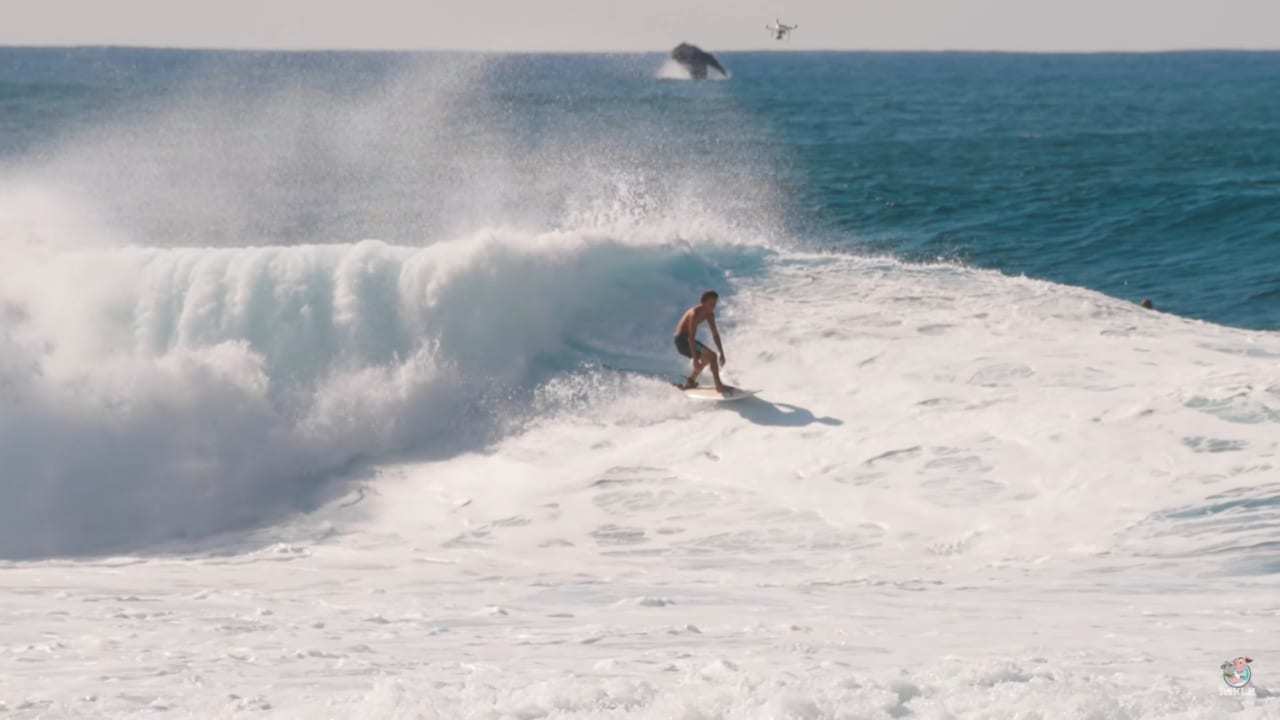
[674,290,727,392]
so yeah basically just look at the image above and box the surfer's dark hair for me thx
[700,290,719,303]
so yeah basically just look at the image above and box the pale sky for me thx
[3,0,1279,52]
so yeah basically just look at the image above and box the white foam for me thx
[3,248,1280,716]
[655,58,730,82]
[363,250,1280,582]
[655,59,693,81]
[0,223,766,557]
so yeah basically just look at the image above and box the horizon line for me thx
[4,42,1280,55]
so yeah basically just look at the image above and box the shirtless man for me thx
[673,290,727,392]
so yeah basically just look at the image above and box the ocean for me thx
[5,49,1280,326]
[0,47,1278,717]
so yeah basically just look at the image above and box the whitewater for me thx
[1,49,1278,718]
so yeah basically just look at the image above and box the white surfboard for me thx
[678,385,758,402]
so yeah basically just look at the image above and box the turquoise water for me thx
[735,52,1280,330]
[3,47,1278,328]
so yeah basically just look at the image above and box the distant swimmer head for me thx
[1140,298,1154,309]
[700,289,720,309]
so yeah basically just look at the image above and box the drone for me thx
[766,19,798,41]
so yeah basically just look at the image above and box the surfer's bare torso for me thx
[673,305,717,340]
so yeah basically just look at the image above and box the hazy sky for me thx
[3,0,1279,52]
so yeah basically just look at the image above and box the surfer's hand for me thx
[719,353,727,367]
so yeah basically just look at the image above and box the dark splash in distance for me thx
[670,43,728,80]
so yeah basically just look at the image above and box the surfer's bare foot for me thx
[682,377,699,389]
[715,383,727,393]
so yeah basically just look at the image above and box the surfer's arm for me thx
[708,316,726,365]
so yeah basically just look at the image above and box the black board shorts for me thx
[674,335,711,359]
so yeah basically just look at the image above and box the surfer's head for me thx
[700,290,719,309]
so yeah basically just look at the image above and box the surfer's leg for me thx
[701,346,725,392]
[676,336,701,387]
[689,341,713,383]
[687,354,705,387]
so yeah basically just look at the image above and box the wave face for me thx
[0,230,769,558]
[0,50,783,557]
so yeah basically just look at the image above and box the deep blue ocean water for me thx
[2,47,1278,329]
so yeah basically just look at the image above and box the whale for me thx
[670,43,727,80]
